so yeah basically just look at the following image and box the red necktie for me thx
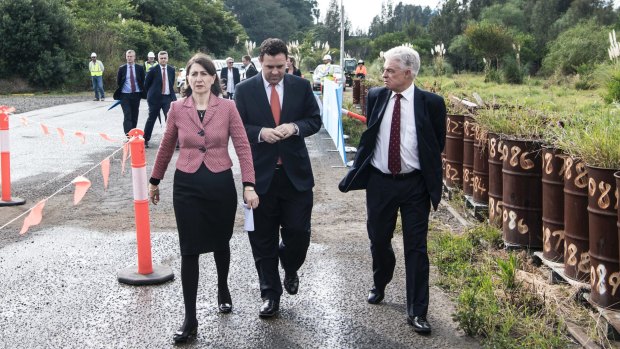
[129,65,136,93]
[270,84,280,125]
[388,93,402,175]
[161,67,166,94]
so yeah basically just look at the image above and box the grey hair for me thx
[125,50,135,55]
[383,46,420,77]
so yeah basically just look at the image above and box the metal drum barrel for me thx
[587,166,620,309]
[563,157,590,282]
[473,126,489,204]
[444,114,464,189]
[541,147,565,262]
[462,116,476,196]
[487,132,504,228]
[352,79,361,105]
[502,139,543,248]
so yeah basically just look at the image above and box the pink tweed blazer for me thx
[151,94,255,184]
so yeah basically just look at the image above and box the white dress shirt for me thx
[371,83,420,174]
[161,65,170,95]
[121,64,141,93]
[227,68,235,94]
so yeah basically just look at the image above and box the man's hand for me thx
[260,128,285,144]
[274,123,297,140]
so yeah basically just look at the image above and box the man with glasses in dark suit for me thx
[339,45,446,335]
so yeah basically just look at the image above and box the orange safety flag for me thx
[57,128,65,143]
[71,176,91,205]
[101,157,110,189]
[19,200,46,235]
[99,133,117,142]
[121,143,129,174]
[0,106,16,114]
[40,123,50,135]
[74,131,86,144]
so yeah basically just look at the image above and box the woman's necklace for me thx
[197,109,206,121]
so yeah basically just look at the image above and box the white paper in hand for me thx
[243,203,254,231]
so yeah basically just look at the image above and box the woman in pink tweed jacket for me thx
[148,53,259,344]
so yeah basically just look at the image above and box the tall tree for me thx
[225,0,297,43]
[277,0,317,30]
[323,0,351,47]
[428,0,467,47]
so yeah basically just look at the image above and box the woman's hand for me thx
[243,187,259,209]
[149,184,160,205]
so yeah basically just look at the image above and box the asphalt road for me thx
[0,98,479,348]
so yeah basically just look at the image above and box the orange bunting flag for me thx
[0,106,16,114]
[74,131,86,144]
[57,128,65,143]
[20,116,29,126]
[101,157,110,190]
[71,176,91,205]
[20,200,46,235]
[40,123,50,135]
[99,133,117,142]
[121,143,129,174]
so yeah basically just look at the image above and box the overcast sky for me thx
[315,0,620,33]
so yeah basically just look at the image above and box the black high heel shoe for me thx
[218,286,233,314]
[173,322,198,344]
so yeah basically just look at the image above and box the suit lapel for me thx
[280,75,292,123]
[182,97,202,130]
[413,86,425,137]
[367,88,391,130]
[202,93,220,127]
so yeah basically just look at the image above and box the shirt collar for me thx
[262,77,283,89]
[391,83,414,101]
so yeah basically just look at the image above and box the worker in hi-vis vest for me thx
[144,51,158,74]
[89,52,105,101]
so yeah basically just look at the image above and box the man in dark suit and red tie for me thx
[114,50,146,136]
[234,38,322,318]
[143,51,177,148]
[339,45,446,334]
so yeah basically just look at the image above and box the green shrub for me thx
[0,0,79,87]
[484,68,502,83]
[502,56,525,84]
[604,70,620,104]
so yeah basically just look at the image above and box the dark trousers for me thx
[248,167,313,301]
[144,95,172,142]
[225,92,234,100]
[121,92,142,135]
[366,169,430,317]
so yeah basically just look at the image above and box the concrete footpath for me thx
[0,100,479,348]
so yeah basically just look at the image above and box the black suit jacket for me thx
[235,74,322,195]
[245,64,258,79]
[338,86,446,209]
[144,64,177,103]
[220,67,240,87]
[113,64,146,100]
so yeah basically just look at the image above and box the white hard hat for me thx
[358,60,364,64]
[323,54,332,61]
[91,52,97,57]
[148,51,155,58]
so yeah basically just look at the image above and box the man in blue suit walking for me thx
[143,50,177,148]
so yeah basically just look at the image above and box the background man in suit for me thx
[113,50,145,136]
[221,57,240,99]
[338,45,446,334]
[143,51,177,148]
[242,55,258,80]
[235,38,321,318]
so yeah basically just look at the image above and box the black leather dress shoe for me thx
[408,315,432,334]
[173,322,198,343]
[259,299,280,318]
[218,286,233,314]
[367,287,384,304]
[283,272,299,295]
[145,141,150,148]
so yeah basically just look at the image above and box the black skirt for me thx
[173,164,237,255]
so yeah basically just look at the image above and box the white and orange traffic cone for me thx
[117,129,174,285]
[0,107,25,206]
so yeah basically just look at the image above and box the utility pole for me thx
[339,0,344,67]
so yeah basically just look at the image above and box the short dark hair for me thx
[243,55,251,62]
[259,38,288,59]
[182,53,222,97]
